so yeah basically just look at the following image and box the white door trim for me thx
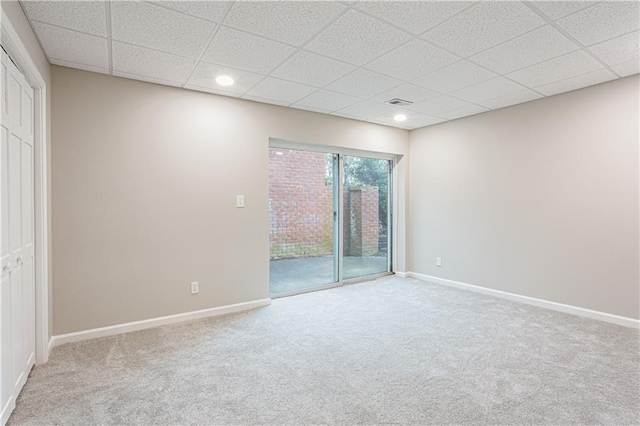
[1,9,50,365]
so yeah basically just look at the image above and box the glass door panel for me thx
[269,147,338,295]
[342,156,390,280]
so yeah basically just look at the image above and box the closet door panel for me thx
[0,273,14,425]
[8,134,21,265]
[9,262,23,393]
[1,53,36,425]
[21,142,33,259]
[1,128,9,274]
[22,257,35,370]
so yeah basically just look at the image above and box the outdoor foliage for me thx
[326,155,389,226]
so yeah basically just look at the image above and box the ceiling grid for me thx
[20,0,640,130]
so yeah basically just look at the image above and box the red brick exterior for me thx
[344,186,379,257]
[269,148,380,260]
[269,149,334,260]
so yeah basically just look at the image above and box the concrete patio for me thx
[270,256,388,294]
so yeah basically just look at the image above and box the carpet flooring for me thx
[9,276,640,425]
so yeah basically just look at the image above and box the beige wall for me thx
[409,76,640,319]
[51,66,409,334]
[51,65,639,333]
[2,0,53,336]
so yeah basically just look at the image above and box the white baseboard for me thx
[47,336,54,356]
[51,298,272,348]
[394,271,407,278]
[406,272,639,329]
[1,397,15,426]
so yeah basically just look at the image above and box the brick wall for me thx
[344,186,379,257]
[269,148,380,260]
[269,149,334,260]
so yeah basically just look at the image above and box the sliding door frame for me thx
[269,138,395,298]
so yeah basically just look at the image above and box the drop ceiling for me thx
[20,0,640,130]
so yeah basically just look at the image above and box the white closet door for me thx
[20,76,35,374]
[0,49,16,426]
[0,50,36,425]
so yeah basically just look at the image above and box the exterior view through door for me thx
[269,145,391,296]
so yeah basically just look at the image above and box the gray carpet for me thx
[9,276,640,425]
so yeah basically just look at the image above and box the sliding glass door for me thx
[269,145,392,297]
[342,156,390,280]
[269,148,338,295]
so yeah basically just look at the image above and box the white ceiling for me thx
[21,0,640,130]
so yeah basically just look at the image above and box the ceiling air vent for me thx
[385,98,413,106]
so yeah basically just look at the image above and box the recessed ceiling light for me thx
[215,75,234,86]
[394,114,407,122]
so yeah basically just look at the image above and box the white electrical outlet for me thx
[191,281,199,294]
[436,257,442,267]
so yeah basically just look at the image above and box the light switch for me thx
[236,195,245,208]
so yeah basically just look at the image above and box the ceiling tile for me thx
[183,84,242,98]
[202,27,296,74]
[536,69,617,96]
[355,1,476,35]
[507,50,603,88]
[49,58,109,75]
[365,39,459,81]
[113,71,182,88]
[245,77,316,105]
[32,22,108,69]
[479,90,542,110]
[271,51,356,87]
[112,42,195,84]
[422,2,545,57]
[413,60,496,93]
[589,31,639,67]
[305,10,412,66]
[334,100,397,120]
[407,95,470,116]
[529,1,598,20]
[224,1,346,46]
[438,104,489,120]
[450,77,526,103]
[150,1,230,23]
[470,25,579,74]
[613,59,640,77]
[293,89,360,112]
[187,62,263,95]
[111,2,214,59]
[22,0,107,36]
[556,2,640,46]
[369,83,440,104]
[326,69,402,99]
